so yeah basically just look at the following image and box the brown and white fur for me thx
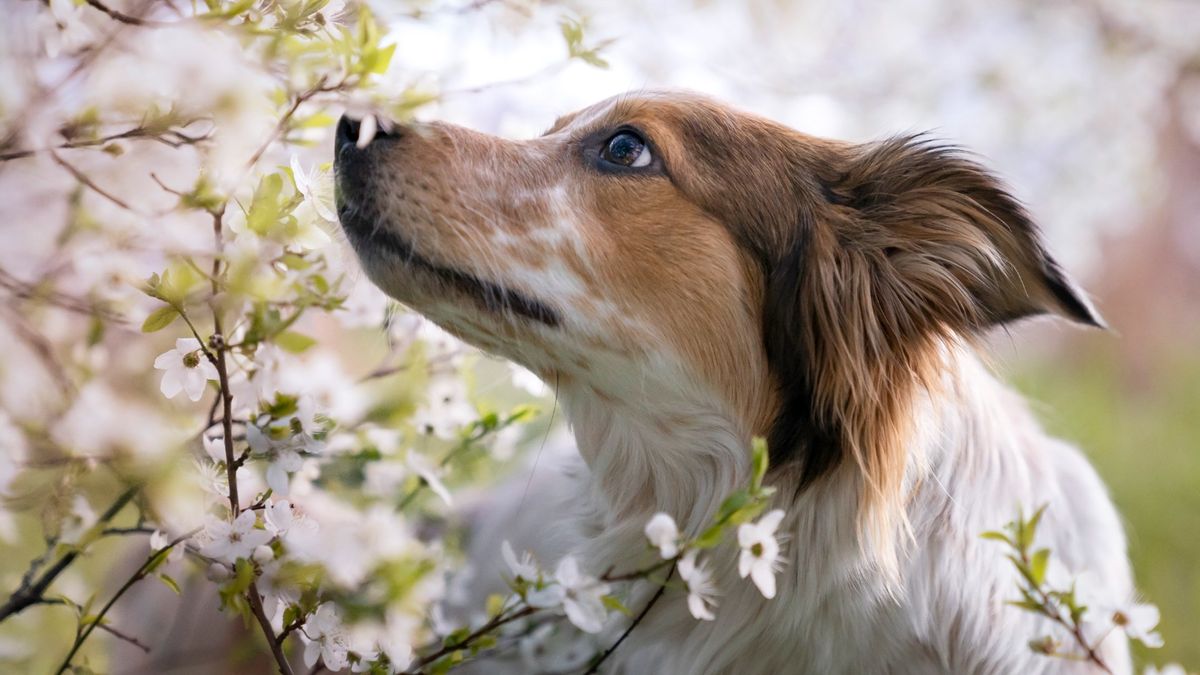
[334,91,1131,674]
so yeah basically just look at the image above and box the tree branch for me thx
[0,486,138,623]
[584,564,675,675]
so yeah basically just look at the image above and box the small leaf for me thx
[1029,548,1050,586]
[485,594,505,618]
[980,531,1012,545]
[602,594,632,616]
[141,305,179,333]
[275,331,317,353]
[750,436,769,491]
[156,573,182,595]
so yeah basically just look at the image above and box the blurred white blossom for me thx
[644,512,680,559]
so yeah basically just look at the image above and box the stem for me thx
[406,606,537,673]
[1017,549,1113,675]
[53,529,194,674]
[584,564,676,675]
[0,487,138,623]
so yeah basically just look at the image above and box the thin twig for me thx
[0,123,208,161]
[53,527,195,674]
[584,564,676,675]
[84,0,173,26]
[0,487,138,623]
[49,150,137,212]
[95,621,152,654]
[405,605,537,673]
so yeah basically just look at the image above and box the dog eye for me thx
[600,131,652,168]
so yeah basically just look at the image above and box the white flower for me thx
[59,495,96,545]
[253,545,274,564]
[263,500,293,535]
[154,338,218,401]
[200,511,273,564]
[678,550,717,621]
[290,154,337,223]
[737,509,786,599]
[356,115,377,149]
[643,512,680,559]
[39,0,96,58]
[150,529,185,563]
[554,556,610,634]
[411,375,475,440]
[1111,601,1164,649]
[202,434,227,463]
[303,603,350,671]
[406,451,452,506]
[248,423,305,496]
[502,540,539,582]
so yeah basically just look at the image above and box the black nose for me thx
[336,115,401,154]
[336,115,361,151]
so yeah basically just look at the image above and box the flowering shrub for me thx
[0,1,611,673]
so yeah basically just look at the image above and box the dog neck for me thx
[558,376,752,536]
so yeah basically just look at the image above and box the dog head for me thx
[335,91,1100,527]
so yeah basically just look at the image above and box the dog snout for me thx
[335,114,403,155]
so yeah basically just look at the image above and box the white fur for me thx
[461,345,1131,674]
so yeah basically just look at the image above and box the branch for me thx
[0,486,138,623]
[584,564,675,675]
[50,150,137,212]
[0,123,209,161]
[53,528,194,674]
[406,605,537,673]
[83,0,173,26]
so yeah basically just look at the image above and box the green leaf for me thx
[369,42,396,75]
[980,531,1012,545]
[602,594,632,616]
[141,305,179,333]
[1029,548,1050,586]
[1006,598,1044,612]
[750,436,769,492]
[485,594,505,618]
[275,331,317,353]
[156,573,182,595]
[246,173,285,237]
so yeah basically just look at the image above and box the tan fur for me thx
[336,91,1100,560]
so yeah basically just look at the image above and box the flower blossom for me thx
[678,550,718,621]
[154,338,218,401]
[549,556,610,634]
[502,540,540,582]
[290,154,337,223]
[302,603,350,671]
[1110,601,1164,649]
[201,511,273,564]
[737,509,786,599]
[644,512,680,559]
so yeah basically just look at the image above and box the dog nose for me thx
[336,115,401,153]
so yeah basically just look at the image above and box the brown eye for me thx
[600,131,652,168]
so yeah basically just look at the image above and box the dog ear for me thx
[761,136,1101,555]
[823,135,1103,331]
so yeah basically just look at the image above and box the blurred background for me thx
[2,0,1197,670]
[390,0,1200,665]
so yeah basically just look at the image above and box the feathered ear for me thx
[762,136,1102,559]
[825,136,1103,330]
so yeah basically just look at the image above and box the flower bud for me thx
[253,545,274,564]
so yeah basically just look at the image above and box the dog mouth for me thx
[335,197,561,328]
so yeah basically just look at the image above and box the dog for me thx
[333,91,1132,674]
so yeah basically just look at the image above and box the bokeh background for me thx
[2,0,1197,671]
